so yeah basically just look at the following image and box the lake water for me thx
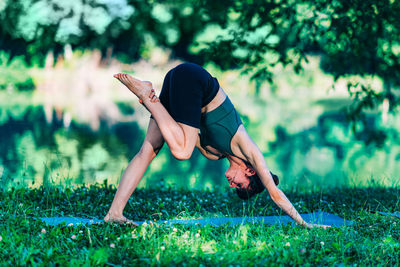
[1,58,399,191]
[1,93,399,192]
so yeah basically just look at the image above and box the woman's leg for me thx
[104,118,164,223]
[114,73,198,160]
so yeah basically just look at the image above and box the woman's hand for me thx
[139,89,160,105]
[304,222,331,229]
[104,213,138,226]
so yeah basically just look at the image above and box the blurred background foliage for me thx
[0,0,399,190]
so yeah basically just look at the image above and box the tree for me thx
[196,0,400,143]
[0,0,214,64]
[0,0,136,63]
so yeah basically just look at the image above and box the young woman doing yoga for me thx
[104,63,328,228]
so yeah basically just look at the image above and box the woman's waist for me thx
[201,87,227,114]
[201,96,235,125]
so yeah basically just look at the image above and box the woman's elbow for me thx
[269,189,283,203]
[171,149,193,161]
[270,193,280,203]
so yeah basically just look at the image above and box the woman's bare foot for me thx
[104,213,138,226]
[113,73,153,100]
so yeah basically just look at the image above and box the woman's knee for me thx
[152,143,164,155]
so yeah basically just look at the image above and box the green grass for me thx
[0,183,399,266]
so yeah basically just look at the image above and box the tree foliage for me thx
[198,0,400,84]
[1,0,399,140]
[196,0,400,142]
[0,0,209,63]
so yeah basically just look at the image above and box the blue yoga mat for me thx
[37,217,103,226]
[37,212,354,227]
[378,211,400,219]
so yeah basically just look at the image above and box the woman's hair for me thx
[236,171,279,200]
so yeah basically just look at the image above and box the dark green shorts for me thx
[199,97,242,155]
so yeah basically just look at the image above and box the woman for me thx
[104,63,327,228]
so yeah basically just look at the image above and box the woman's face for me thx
[224,165,251,189]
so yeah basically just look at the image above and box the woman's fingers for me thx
[315,224,330,229]
[138,90,158,104]
[307,223,331,229]
[125,219,139,226]
[149,89,159,103]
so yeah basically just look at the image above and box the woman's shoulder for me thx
[231,125,257,150]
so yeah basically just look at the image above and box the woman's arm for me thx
[232,127,308,226]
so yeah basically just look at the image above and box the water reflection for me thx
[0,104,227,190]
[268,110,400,189]
[2,100,399,191]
